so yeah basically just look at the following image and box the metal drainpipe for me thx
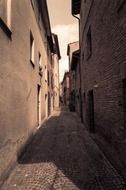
[73,15,83,123]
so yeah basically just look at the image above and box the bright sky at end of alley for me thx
[47,0,79,82]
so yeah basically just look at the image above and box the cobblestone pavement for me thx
[1,109,126,190]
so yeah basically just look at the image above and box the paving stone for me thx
[1,109,126,190]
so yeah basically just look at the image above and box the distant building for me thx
[59,82,63,105]
[47,36,54,117]
[0,0,60,184]
[71,50,81,115]
[61,72,70,105]
[71,0,126,178]
[52,33,61,110]
[67,42,79,111]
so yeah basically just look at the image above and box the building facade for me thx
[52,34,61,110]
[71,50,81,115]
[46,33,60,116]
[72,0,126,178]
[0,0,58,184]
[67,42,79,111]
[47,40,53,117]
[61,71,70,106]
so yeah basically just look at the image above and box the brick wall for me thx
[80,0,126,178]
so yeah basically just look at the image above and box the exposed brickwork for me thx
[80,0,126,178]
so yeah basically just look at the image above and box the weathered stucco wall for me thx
[0,0,49,183]
[53,54,60,109]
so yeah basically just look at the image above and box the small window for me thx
[45,65,47,82]
[39,53,42,77]
[87,26,92,60]
[30,31,35,66]
[48,71,50,86]
[39,53,42,67]
[51,75,53,89]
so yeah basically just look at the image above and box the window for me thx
[51,75,53,88]
[30,31,35,67]
[45,65,47,82]
[87,26,92,60]
[48,71,50,86]
[39,53,42,67]
[39,53,42,77]
[0,0,12,37]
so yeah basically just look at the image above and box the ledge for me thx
[0,17,12,39]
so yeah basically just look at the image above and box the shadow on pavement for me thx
[16,109,126,190]
[18,110,86,189]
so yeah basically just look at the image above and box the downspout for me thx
[73,15,83,122]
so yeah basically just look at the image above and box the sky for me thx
[47,0,79,82]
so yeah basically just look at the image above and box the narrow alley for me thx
[1,108,126,190]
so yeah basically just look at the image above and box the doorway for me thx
[122,78,126,127]
[48,92,51,116]
[88,90,95,133]
[37,85,41,126]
